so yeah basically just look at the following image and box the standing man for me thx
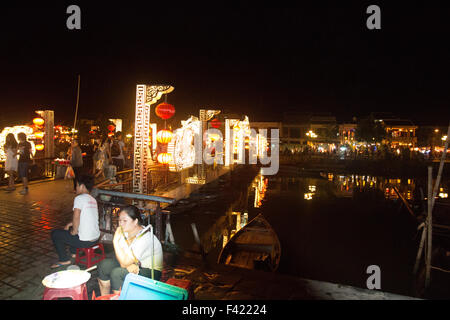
[70,139,83,193]
[50,175,100,268]
[17,132,33,195]
[111,131,126,172]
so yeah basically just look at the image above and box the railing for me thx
[0,157,56,185]
[94,188,176,244]
[94,169,134,193]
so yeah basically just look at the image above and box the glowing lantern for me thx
[34,131,44,139]
[208,133,220,142]
[156,130,173,144]
[35,144,44,151]
[108,132,115,137]
[157,152,173,164]
[107,124,115,132]
[155,103,175,120]
[33,118,44,126]
[210,118,221,129]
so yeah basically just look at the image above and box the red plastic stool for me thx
[165,278,193,299]
[75,243,106,268]
[43,283,88,300]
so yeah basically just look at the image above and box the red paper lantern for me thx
[157,152,173,164]
[156,130,173,144]
[210,118,221,129]
[107,124,115,132]
[155,103,175,120]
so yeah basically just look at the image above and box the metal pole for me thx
[155,202,162,241]
[73,75,81,134]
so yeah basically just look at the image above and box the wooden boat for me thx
[217,214,281,272]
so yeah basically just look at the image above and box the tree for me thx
[355,115,386,143]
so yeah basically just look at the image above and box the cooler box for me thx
[119,273,188,300]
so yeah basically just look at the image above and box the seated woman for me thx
[97,205,163,295]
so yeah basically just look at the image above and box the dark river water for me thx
[170,165,450,297]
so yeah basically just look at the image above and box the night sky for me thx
[1,1,449,128]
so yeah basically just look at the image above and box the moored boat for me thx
[217,214,281,272]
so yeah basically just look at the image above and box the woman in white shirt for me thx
[4,133,18,191]
[97,205,163,295]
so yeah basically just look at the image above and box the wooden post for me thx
[424,123,450,290]
[191,223,206,260]
[431,122,450,211]
[413,223,426,275]
[425,166,433,288]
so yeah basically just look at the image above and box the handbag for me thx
[65,165,75,179]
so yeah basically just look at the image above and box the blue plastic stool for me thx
[119,273,188,300]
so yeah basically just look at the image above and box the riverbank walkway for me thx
[0,178,420,300]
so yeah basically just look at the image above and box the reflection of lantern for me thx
[155,103,175,120]
[107,124,115,132]
[34,131,44,139]
[157,152,172,164]
[35,144,44,151]
[156,130,173,144]
[210,118,221,129]
[33,118,44,126]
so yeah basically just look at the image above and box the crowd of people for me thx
[3,131,129,194]
[281,144,446,161]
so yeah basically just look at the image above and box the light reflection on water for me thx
[200,171,449,255]
[271,172,449,203]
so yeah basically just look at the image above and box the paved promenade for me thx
[0,178,82,299]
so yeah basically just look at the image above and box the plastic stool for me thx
[75,243,106,268]
[43,283,88,300]
[165,278,193,299]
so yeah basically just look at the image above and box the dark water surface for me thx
[170,166,450,297]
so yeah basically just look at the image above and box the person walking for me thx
[70,139,83,193]
[4,133,18,191]
[110,132,126,172]
[17,132,33,195]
